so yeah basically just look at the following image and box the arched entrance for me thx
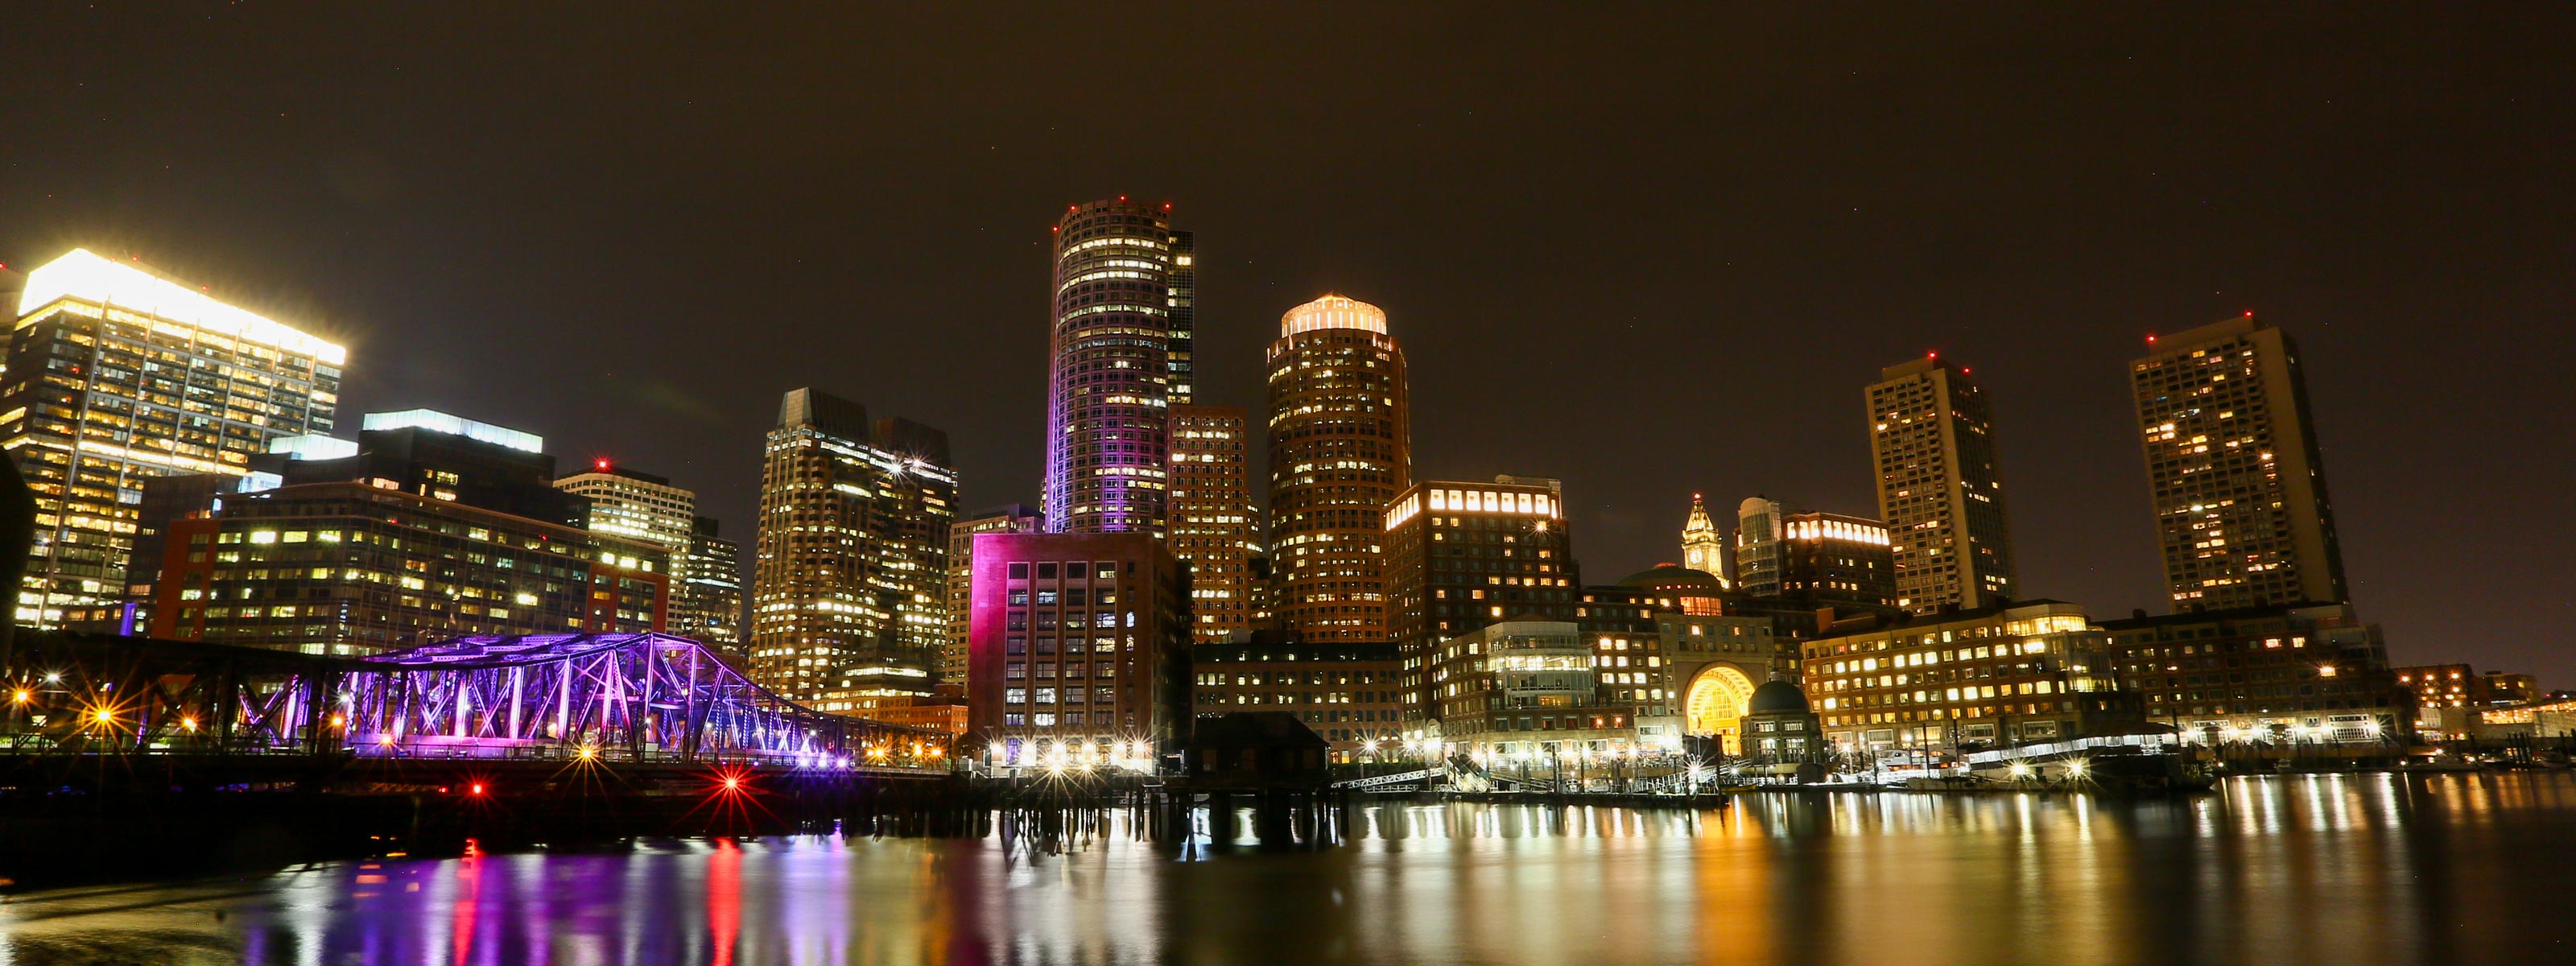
[1684,665,1760,755]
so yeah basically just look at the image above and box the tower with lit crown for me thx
[1680,493,1728,587]
[1265,295,1411,642]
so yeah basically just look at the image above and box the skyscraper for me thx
[2,249,345,628]
[677,516,744,647]
[946,503,1042,687]
[1168,403,1258,643]
[1265,295,1411,643]
[1679,493,1728,586]
[2132,315,2347,610]
[749,388,958,708]
[1868,355,2017,613]
[1042,198,1178,535]
[554,460,741,644]
[1166,229,1198,406]
[1734,497,1788,599]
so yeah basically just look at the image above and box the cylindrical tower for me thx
[1042,198,1174,535]
[1265,295,1411,642]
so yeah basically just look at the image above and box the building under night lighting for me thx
[1265,295,1411,644]
[945,503,1043,688]
[1383,476,1578,729]
[2132,316,2348,611]
[1735,498,1901,619]
[1868,355,2018,613]
[965,531,1193,759]
[1042,198,1179,535]
[1168,403,1257,644]
[2,249,345,629]
[749,388,957,708]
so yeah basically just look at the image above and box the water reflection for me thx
[6,773,2575,965]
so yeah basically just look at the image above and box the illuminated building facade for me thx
[1191,638,1404,755]
[1383,476,1577,728]
[965,532,1194,758]
[1418,619,1643,760]
[1732,497,1786,598]
[555,461,696,559]
[1736,500,1899,617]
[945,504,1043,687]
[1265,295,1411,643]
[749,389,956,708]
[1042,198,1178,535]
[1169,403,1257,643]
[2,249,345,627]
[1803,601,2134,753]
[1166,229,1198,405]
[1869,356,2017,613]
[2132,316,2347,610]
[676,516,743,647]
[1679,493,1728,587]
[2103,604,2409,745]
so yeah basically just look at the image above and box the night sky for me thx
[3,6,2569,680]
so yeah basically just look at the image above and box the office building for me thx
[1802,601,2135,753]
[1868,355,2017,613]
[945,504,1043,687]
[1191,637,1404,756]
[964,532,1193,758]
[3,249,345,627]
[675,516,743,647]
[1384,476,1579,728]
[748,389,957,708]
[2132,316,2348,610]
[1169,404,1258,644]
[1166,229,1198,405]
[146,412,667,654]
[555,460,696,557]
[1737,497,1899,617]
[2103,603,2409,744]
[1042,198,1179,535]
[1265,295,1411,643]
[1418,619,1645,760]
[1679,493,1728,587]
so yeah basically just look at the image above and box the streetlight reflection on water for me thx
[4,773,2575,965]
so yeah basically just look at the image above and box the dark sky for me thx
[4,6,2570,680]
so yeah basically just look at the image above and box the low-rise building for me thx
[1803,601,2135,753]
[965,532,1194,762]
[2105,603,2410,745]
[1191,638,1403,757]
[1421,618,1645,760]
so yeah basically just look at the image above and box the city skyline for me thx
[0,6,2566,684]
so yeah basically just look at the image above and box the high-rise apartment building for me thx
[965,532,1194,756]
[1382,477,1578,726]
[749,389,957,708]
[3,249,345,627]
[945,504,1043,687]
[1265,295,1411,643]
[1169,404,1257,644]
[2132,316,2347,610]
[1042,198,1178,535]
[677,516,743,647]
[1868,355,2017,613]
[1680,493,1728,586]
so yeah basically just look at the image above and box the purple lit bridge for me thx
[0,630,953,794]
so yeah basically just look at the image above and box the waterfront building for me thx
[1868,355,2017,613]
[675,516,743,648]
[748,389,956,708]
[1265,295,1411,643]
[945,504,1042,688]
[1383,477,1577,727]
[1657,609,1798,753]
[2392,663,2479,709]
[1736,682,1827,764]
[146,413,667,654]
[1042,198,1178,535]
[1679,493,1729,587]
[1802,601,2136,753]
[1418,619,1643,762]
[964,532,1193,760]
[3,249,345,628]
[1191,636,1405,757]
[2102,603,2409,745]
[1736,498,1899,618]
[2132,316,2347,610]
[1169,404,1258,644]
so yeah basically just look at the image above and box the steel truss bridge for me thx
[0,630,950,782]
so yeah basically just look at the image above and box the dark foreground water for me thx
[4,773,2574,965]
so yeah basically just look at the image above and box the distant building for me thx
[1265,295,1411,643]
[1043,199,1181,535]
[1169,404,1259,644]
[1868,356,2018,613]
[945,505,1042,688]
[555,462,741,647]
[3,249,345,628]
[965,532,1193,758]
[2132,316,2347,610]
[748,389,956,708]
[1737,497,1900,618]
[675,516,743,647]
[1384,476,1579,729]
[2392,663,2479,709]
[147,412,667,654]
[1803,601,2136,753]
[1678,493,1729,587]
[1191,637,1403,757]
[2103,604,2410,745]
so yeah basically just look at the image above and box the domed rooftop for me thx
[1746,680,1810,714]
[1617,564,1724,592]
